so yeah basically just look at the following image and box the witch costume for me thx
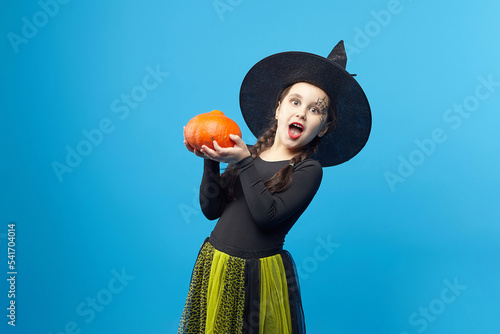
[178,41,371,333]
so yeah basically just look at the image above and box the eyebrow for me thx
[289,93,325,105]
[289,93,327,107]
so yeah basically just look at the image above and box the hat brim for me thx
[239,51,371,167]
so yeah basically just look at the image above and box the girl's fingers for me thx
[193,149,205,158]
[185,141,206,159]
[201,139,250,164]
[212,140,225,153]
[184,140,194,152]
[185,131,246,162]
[229,134,246,149]
[201,145,218,159]
[201,145,213,155]
[229,134,241,142]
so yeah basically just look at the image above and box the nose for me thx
[295,108,307,119]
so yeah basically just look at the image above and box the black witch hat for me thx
[239,41,372,167]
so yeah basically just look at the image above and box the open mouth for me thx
[288,122,304,139]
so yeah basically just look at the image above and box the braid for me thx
[220,120,277,199]
[220,83,335,196]
[221,128,322,196]
[249,122,277,158]
[264,135,322,194]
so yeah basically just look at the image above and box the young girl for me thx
[179,41,371,333]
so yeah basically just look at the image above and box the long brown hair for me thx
[221,84,336,197]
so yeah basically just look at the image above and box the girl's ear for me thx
[318,122,332,137]
[275,101,281,119]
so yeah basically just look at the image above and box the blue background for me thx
[1,0,499,333]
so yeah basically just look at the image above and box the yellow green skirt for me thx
[178,236,305,333]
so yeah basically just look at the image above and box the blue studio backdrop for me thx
[1,1,499,333]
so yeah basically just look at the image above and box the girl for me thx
[179,41,371,333]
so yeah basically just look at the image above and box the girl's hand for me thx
[200,134,251,164]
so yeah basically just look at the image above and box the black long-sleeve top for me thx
[200,155,323,251]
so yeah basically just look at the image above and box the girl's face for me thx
[274,82,331,153]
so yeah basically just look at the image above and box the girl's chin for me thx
[283,140,306,151]
[286,134,311,145]
[277,133,312,150]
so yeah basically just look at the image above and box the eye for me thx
[309,107,321,114]
[290,99,300,106]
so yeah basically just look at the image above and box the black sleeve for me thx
[235,156,323,228]
[199,159,227,220]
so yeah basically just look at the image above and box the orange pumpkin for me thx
[184,110,242,150]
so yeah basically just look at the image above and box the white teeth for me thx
[291,123,303,130]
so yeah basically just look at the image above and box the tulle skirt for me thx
[178,236,305,333]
